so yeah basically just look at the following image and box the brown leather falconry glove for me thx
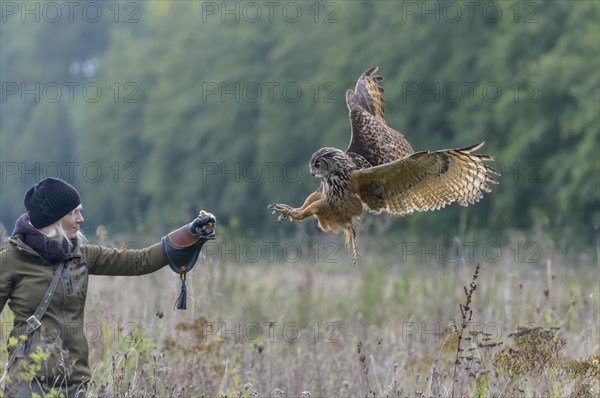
[166,211,216,247]
[162,211,216,309]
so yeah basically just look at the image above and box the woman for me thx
[0,177,216,397]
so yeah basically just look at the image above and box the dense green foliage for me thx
[1,1,598,245]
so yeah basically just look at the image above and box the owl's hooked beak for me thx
[310,165,321,178]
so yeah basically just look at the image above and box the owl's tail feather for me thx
[344,225,359,267]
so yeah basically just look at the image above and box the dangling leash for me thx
[176,268,188,310]
[0,261,65,386]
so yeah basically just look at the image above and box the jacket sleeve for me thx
[82,242,168,276]
[0,248,16,313]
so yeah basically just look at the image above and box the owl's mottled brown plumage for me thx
[269,67,500,266]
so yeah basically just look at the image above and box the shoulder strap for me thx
[0,261,65,385]
[25,262,65,332]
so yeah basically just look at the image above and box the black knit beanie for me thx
[24,177,81,229]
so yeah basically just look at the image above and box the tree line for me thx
[1,1,598,249]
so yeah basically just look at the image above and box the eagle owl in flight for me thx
[269,67,499,266]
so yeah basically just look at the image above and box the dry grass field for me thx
[1,229,599,397]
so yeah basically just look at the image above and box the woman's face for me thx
[61,205,84,239]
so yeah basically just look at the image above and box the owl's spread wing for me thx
[346,67,414,166]
[350,142,500,216]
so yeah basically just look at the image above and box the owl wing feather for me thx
[346,67,414,166]
[351,142,500,216]
[347,66,385,121]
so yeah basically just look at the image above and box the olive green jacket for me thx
[0,237,168,386]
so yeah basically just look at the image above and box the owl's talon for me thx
[269,203,295,221]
